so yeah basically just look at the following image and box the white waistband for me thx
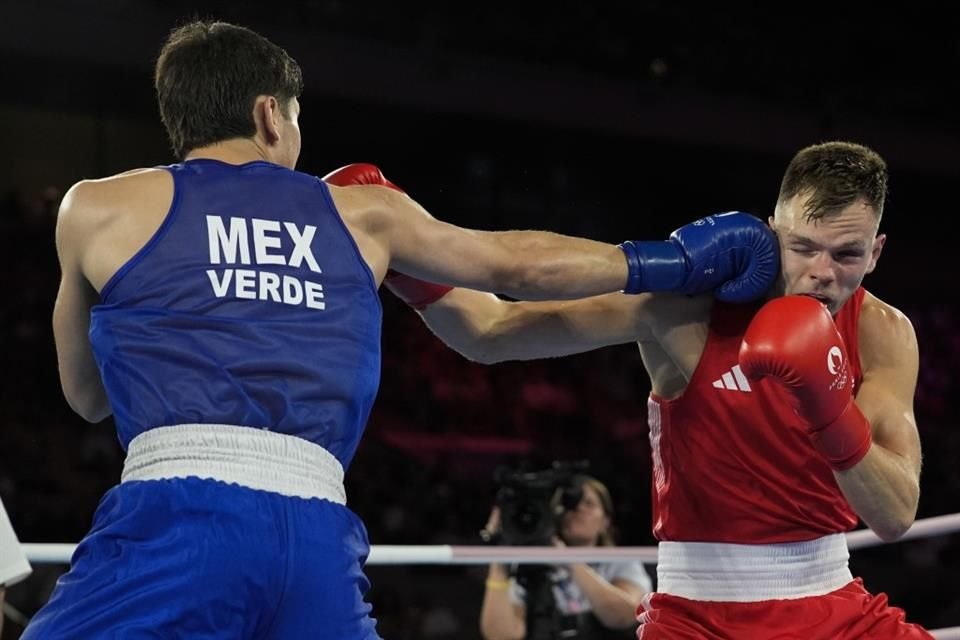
[121,424,346,505]
[656,534,853,602]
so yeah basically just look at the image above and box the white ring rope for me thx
[22,512,960,566]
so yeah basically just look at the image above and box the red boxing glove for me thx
[321,162,402,191]
[739,295,872,471]
[381,271,453,310]
[321,163,452,310]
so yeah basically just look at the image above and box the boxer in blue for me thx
[27,20,778,639]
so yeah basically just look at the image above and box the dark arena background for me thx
[1,1,958,638]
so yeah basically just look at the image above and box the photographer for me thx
[479,475,650,640]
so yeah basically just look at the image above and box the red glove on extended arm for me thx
[739,295,873,471]
[321,163,453,310]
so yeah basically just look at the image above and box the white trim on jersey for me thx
[647,399,666,492]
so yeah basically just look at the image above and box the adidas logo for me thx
[711,365,752,392]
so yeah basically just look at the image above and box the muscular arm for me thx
[836,298,921,541]
[52,183,111,422]
[330,184,628,300]
[415,288,654,364]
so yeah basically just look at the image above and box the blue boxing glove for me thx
[619,212,778,302]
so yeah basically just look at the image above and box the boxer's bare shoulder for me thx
[58,168,174,291]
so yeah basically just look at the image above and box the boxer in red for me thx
[339,141,932,639]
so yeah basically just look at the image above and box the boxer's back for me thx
[88,159,382,467]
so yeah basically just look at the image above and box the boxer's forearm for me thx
[835,442,919,541]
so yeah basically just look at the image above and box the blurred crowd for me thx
[152,1,959,135]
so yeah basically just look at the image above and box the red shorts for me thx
[636,579,932,640]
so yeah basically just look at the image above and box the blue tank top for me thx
[89,159,382,469]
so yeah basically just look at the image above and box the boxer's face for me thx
[770,193,885,315]
[560,484,610,546]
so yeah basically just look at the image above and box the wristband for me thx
[485,579,511,591]
[810,400,873,471]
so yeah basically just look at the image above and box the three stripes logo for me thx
[711,365,752,392]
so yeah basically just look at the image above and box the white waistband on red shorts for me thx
[121,424,346,505]
[656,534,853,602]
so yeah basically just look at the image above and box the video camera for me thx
[494,460,590,546]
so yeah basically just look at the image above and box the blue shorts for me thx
[22,477,380,639]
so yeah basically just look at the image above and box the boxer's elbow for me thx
[870,509,916,542]
[62,379,111,423]
[69,397,112,424]
[466,339,511,365]
[882,479,921,541]
[421,291,519,364]
[870,504,917,542]
[873,519,912,543]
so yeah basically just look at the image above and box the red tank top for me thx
[648,288,865,543]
